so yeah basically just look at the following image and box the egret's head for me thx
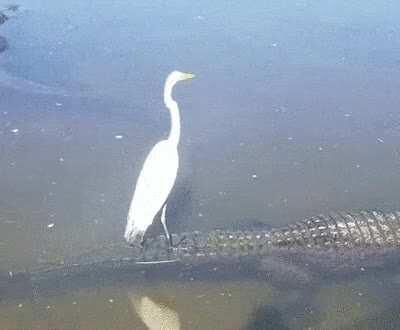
[124,227,145,248]
[167,71,195,86]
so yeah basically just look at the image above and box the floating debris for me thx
[10,128,19,134]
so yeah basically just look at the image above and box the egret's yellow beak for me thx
[183,72,195,80]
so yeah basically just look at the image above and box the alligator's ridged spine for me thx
[139,210,400,263]
[177,230,274,259]
[180,211,400,257]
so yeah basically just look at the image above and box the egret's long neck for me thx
[164,79,180,146]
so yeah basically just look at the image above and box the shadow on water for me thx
[245,305,290,330]
[164,176,195,230]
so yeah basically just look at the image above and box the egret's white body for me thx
[126,140,178,235]
[124,71,194,245]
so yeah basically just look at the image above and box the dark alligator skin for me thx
[2,210,400,295]
[19,210,400,276]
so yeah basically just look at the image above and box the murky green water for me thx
[1,0,400,328]
[2,273,400,329]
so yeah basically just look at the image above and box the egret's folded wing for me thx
[128,141,178,220]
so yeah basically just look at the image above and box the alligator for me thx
[2,210,400,298]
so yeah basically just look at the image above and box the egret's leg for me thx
[161,204,173,247]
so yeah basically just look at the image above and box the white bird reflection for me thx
[129,294,181,330]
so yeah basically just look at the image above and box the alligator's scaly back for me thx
[161,210,400,261]
[22,210,400,270]
[3,210,400,298]
[266,210,400,248]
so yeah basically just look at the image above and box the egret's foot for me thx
[173,235,187,247]
[128,237,147,249]
[166,235,186,251]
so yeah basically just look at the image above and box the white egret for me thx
[124,71,195,246]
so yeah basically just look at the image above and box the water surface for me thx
[1,0,400,328]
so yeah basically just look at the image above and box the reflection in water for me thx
[130,295,181,330]
[0,273,399,329]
